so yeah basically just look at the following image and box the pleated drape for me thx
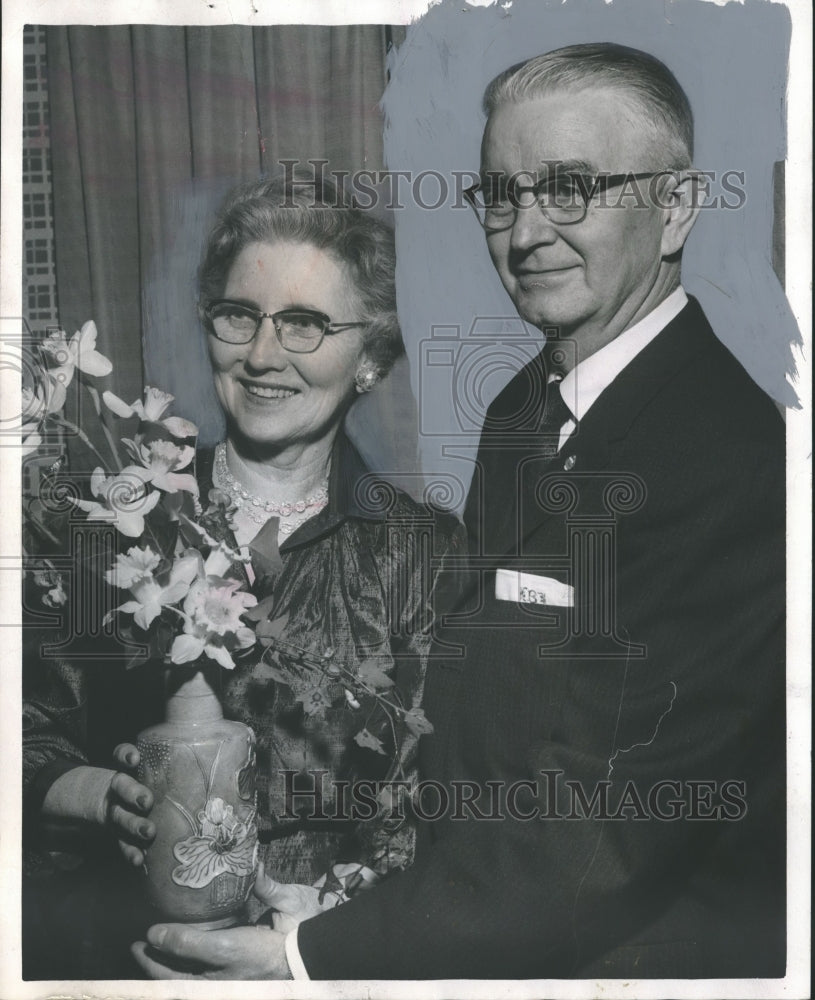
[46,24,411,459]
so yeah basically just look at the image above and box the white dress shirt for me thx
[556,286,688,449]
[283,285,689,979]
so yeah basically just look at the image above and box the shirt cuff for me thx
[285,927,311,980]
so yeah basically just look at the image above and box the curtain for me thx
[46,24,416,473]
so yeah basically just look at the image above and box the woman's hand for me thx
[131,923,290,979]
[40,745,155,866]
[253,861,379,934]
[106,743,155,866]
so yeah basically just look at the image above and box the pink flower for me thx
[71,466,160,537]
[105,547,199,629]
[131,439,199,495]
[172,798,257,889]
[170,578,257,669]
[103,386,198,438]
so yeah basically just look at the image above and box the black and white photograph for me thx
[1,0,810,996]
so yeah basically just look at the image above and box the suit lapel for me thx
[512,299,719,554]
[578,298,715,444]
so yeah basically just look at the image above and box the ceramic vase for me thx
[136,664,258,928]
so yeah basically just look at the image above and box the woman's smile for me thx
[240,381,300,401]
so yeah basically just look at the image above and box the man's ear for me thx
[659,170,706,257]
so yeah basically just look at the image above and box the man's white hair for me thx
[483,42,694,170]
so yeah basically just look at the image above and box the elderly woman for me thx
[22,175,463,977]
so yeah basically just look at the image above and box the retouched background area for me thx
[382,0,798,500]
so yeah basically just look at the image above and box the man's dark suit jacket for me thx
[297,297,786,979]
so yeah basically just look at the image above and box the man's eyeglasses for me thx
[205,301,367,353]
[463,170,668,232]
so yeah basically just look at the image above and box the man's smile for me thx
[515,265,579,285]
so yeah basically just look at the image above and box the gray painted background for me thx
[382,0,798,503]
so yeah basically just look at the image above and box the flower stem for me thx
[48,415,109,467]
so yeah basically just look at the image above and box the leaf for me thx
[123,646,152,671]
[242,595,278,623]
[118,619,172,671]
[354,728,387,755]
[317,868,344,906]
[403,708,434,737]
[120,437,142,464]
[249,522,284,579]
[251,658,293,686]
[85,383,102,416]
[297,686,332,718]
[358,659,394,691]
[255,615,290,641]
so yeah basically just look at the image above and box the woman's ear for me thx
[659,170,706,257]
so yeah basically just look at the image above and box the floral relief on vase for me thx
[172,796,258,889]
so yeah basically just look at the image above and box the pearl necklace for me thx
[213,443,329,531]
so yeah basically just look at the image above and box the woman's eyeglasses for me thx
[205,301,366,353]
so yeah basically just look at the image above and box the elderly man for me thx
[135,42,785,980]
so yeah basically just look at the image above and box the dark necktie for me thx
[539,376,572,455]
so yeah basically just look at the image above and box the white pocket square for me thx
[495,568,574,607]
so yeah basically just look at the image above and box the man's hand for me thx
[254,861,378,934]
[131,923,290,979]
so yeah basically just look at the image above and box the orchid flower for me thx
[103,386,198,438]
[123,439,199,495]
[22,376,71,422]
[22,384,46,422]
[40,321,113,388]
[105,546,199,629]
[170,577,257,669]
[70,465,160,537]
[20,382,51,453]
[21,421,43,458]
